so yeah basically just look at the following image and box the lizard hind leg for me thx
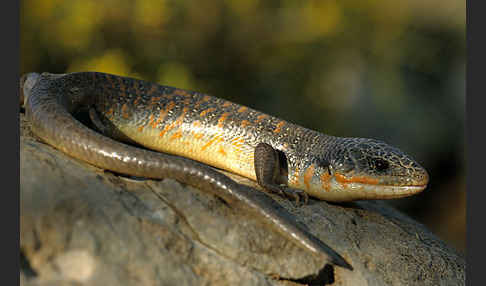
[89,107,111,136]
[254,143,308,204]
[88,107,137,145]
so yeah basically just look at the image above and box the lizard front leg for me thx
[254,142,308,204]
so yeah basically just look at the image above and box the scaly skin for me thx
[87,72,428,201]
[20,71,429,270]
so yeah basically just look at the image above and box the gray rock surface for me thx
[20,113,465,285]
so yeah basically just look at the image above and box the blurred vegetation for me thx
[20,0,465,253]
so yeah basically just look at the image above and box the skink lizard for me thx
[21,72,429,271]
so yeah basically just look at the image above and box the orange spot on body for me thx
[256,114,268,122]
[241,120,251,128]
[158,107,187,137]
[230,137,245,151]
[193,133,204,140]
[222,101,232,107]
[183,98,191,105]
[238,106,248,113]
[194,97,208,108]
[165,101,176,113]
[334,173,380,185]
[274,121,285,133]
[303,164,315,191]
[170,130,183,140]
[200,108,216,117]
[218,146,227,156]
[320,172,332,192]
[203,95,211,102]
[217,112,230,128]
[105,108,114,116]
[201,135,223,151]
[179,107,188,119]
[153,109,167,128]
[174,89,189,97]
[152,101,175,128]
[192,120,201,127]
[150,96,162,105]
[133,96,142,105]
[138,125,145,132]
[158,124,173,137]
[121,104,130,119]
[291,167,300,185]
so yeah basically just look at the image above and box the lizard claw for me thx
[261,183,309,205]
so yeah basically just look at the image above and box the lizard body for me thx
[21,72,429,270]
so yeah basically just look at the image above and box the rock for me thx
[20,113,465,286]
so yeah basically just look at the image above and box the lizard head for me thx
[310,137,429,201]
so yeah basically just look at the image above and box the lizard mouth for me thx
[333,172,429,187]
[305,168,429,201]
[330,179,428,200]
[348,183,427,199]
[312,172,429,201]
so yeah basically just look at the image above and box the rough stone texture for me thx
[20,113,465,286]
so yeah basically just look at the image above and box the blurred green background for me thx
[20,0,465,253]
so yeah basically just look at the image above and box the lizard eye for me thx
[373,159,389,172]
